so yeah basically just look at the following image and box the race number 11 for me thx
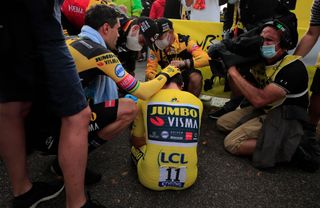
[159,166,186,188]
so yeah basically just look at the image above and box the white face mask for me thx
[155,33,171,50]
[126,26,143,51]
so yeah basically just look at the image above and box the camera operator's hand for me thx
[227,66,238,74]
[207,41,228,59]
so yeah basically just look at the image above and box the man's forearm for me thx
[294,34,318,57]
[294,27,320,57]
[228,66,266,108]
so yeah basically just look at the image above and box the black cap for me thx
[137,17,159,50]
[261,12,298,50]
[156,18,173,36]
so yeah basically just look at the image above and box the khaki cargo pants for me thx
[216,106,266,154]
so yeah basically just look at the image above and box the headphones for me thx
[262,18,297,50]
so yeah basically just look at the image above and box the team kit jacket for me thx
[66,36,176,100]
[145,33,209,80]
[132,89,203,190]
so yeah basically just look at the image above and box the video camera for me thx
[278,0,296,10]
[204,28,264,91]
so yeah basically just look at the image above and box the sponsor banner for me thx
[170,19,229,97]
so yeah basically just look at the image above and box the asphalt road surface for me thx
[1,61,320,208]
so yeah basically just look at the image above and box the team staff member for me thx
[116,16,159,76]
[62,0,159,78]
[217,14,310,168]
[67,5,179,101]
[294,0,320,135]
[145,18,210,97]
[131,74,203,191]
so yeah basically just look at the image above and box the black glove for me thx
[207,41,228,59]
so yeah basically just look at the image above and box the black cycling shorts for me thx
[26,99,119,155]
[88,99,119,136]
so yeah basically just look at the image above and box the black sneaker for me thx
[50,158,102,186]
[208,108,228,119]
[81,193,107,208]
[12,181,64,208]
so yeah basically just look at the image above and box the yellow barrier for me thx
[170,19,230,97]
[294,0,313,37]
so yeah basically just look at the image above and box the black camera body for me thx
[278,0,296,10]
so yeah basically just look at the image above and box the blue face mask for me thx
[260,44,277,59]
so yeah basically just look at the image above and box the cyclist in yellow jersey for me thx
[131,74,203,191]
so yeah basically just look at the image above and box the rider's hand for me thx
[159,65,181,79]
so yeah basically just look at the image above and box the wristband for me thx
[124,94,138,103]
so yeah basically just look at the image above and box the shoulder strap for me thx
[268,55,301,80]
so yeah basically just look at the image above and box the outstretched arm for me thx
[294,26,320,57]
[91,52,180,100]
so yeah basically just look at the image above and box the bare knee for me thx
[62,106,91,127]
[188,72,203,97]
[189,72,202,86]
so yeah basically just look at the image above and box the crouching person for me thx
[131,74,203,190]
[216,13,320,170]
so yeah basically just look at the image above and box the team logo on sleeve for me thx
[149,54,156,61]
[115,64,125,78]
[190,44,199,53]
[97,62,104,67]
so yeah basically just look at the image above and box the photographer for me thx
[209,0,297,119]
[214,13,315,169]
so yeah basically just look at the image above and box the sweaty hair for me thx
[85,4,121,30]
[165,74,184,87]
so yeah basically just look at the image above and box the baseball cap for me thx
[156,18,173,36]
[137,17,159,50]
